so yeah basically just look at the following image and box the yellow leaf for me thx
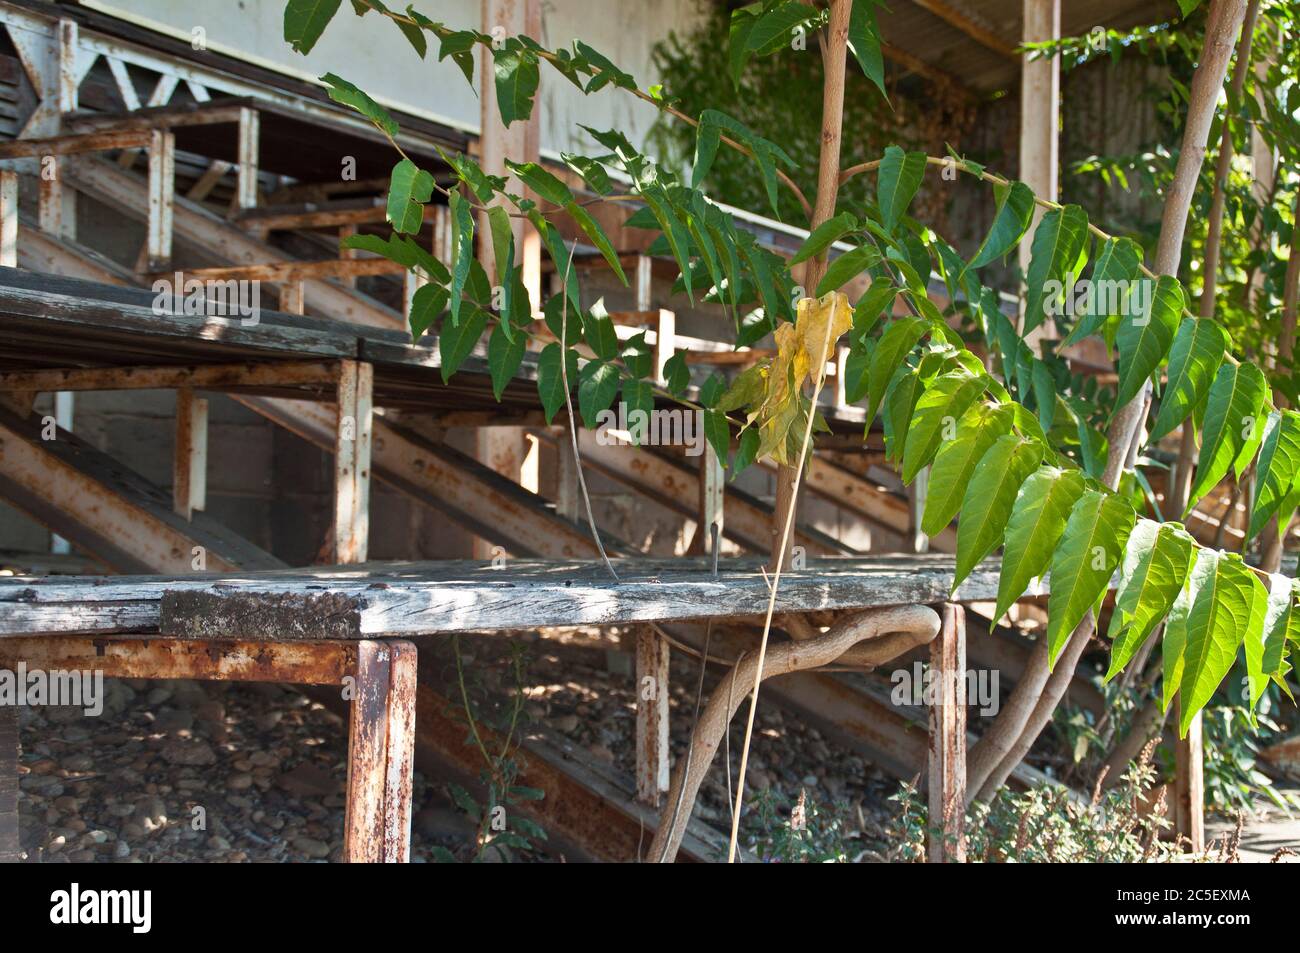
[796,291,853,379]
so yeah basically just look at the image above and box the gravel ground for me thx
[14,628,897,862]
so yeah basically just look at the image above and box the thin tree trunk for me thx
[770,0,850,572]
[1174,0,1260,520]
[1261,188,1300,570]
[967,0,1250,802]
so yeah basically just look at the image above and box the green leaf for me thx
[727,6,761,89]
[877,146,927,233]
[487,321,525,400]
[1114,275,1182,409]
[717,362,767,413]
[493,44,539,126]
[578,360,620,428]
[285,0,342,53]
[439,305,487,383]
[622,377,655,444]
[816,244,879,296]
[342,231,448,283]
[847,0,887,98]
[865,316,928,425]
[732,426,760,475]
[953,433,1043,590]
[407,282,448,340]
[566,201,627,285]
[1061,237,1142,346]
[505,160,574,206]
[561,153,612,196]
[853,281,896,339]
[1161,567,1196,714]
[386,158,434,234]
[581,299,620,361]
[485,205,514,286]
[1023,204,1090,336]
[883,365,925,463]
[901,368,987,484]
[923,401,1015,537]
[994,466,1087,623]
[436,29,478,86]
[663,352,690,396]
[844,342,870,405]
[791,212,857,266]
[1248,410,1300,540]
[1148,317,1228,441]
[1046,489,1135,667]
[745,1,814,54]
[319,72,397,136]
[1257,575,1300,707]
[448,191,474,326]
[703,409,731,462]
[1186,361,1268,514]
[620,332,653,380]
[1178,551,1260,736]
[965,181,1035,272]
[537,343,578,425]
[1104,519,1197,681]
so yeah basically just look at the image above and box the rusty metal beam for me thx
[0,636,355,685]
[0,128,154,158]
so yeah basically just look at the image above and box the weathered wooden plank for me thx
[0,359,340,394]
[150,556,1004,638]
[1,555,1009,637]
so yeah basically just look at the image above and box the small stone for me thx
[195,701,226,724]
[276,764,337,798]
[155,709,194,733]
[146,686,174,706]
[414,806,473,841]
[228,773,254,791]
[293,836,330,859]
[114,840,131,859]
[552,714,579,733]
[159,739,216,766]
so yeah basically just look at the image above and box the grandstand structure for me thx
[0,0,1252,862]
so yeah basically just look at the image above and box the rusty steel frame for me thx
[928,604,966,862]
[0,635,416,863]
